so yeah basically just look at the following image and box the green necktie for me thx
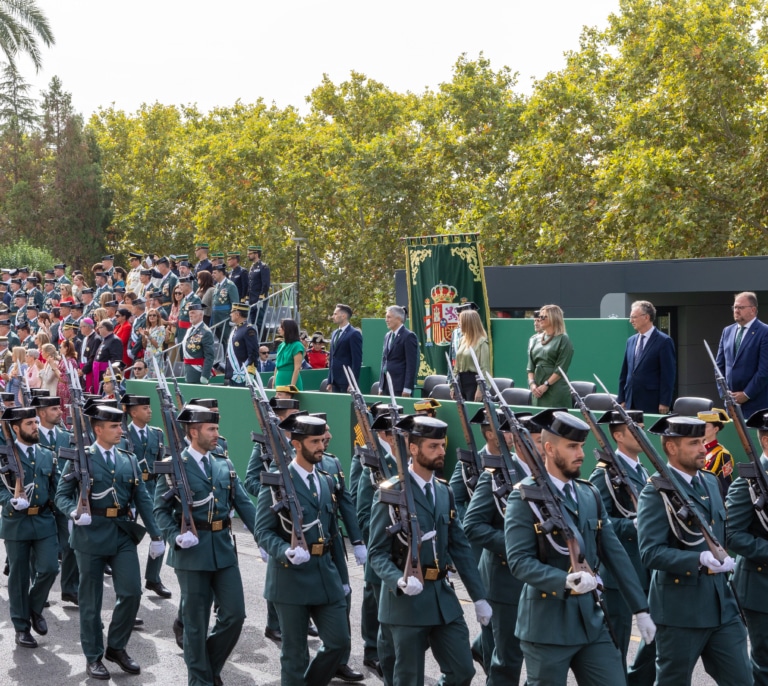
[734,326,745,355]
[563,482,578,510]
[691,475,706,498]
[425,482,434,510]
[201,454,211,479]
[307,472,318,500]
[105,450,113,469]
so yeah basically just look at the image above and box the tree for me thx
[0,0,54,72]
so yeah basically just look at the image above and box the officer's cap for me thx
[178,276,193,284]
[14,291,26,299]
[54,263,66,270]
[155,256,169,266]
[177,404,219,424]
[140,269,153,277]
[81,288,94,295]
[102,255,114,261]
[31,396,60,408]
[648,415,706,438]
[535,409,590,442]
[187,303,204,312]
[128,252,143,260]
[231,302,249,314]
[247,246,262,253]
[227,251,240,257]
[83,404,123,422]
[188,398,218,409]
[121,394,151,407]
[195,242,209,250]
[278,413,326,436]
[396,415,448,439]
[275,385,299,395]
[211,264,226,273]
[455,301,479,313]
[596,410,644,426]
[269,397,300,411]
[1,406,36,421]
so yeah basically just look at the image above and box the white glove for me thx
[175,531,199,549]
[71,511,92,526]
[474,599,493,626]
[353,544,367,566]
[259,547,269,563]
[343,584,351,595]
[635,611,657,644]
[148,540,166,559]
[200,376,209,385]
[397,576,423,596]
[699,551,735,573]
[11,498,29,511]
[285,547,311,565]
[565,572,598,594]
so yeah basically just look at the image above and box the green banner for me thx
[405,234,492,385]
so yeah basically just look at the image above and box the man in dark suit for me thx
[716,291,768,418]
[617,300,676,414]
[378,305,419,397]
[326,304,362,393]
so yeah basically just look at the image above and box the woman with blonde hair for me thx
[141,308,167,375]
[72,273,87,301]
[527,304,574,407]
[453,309,491,401]
[91,308,108,325]
[39,343,62,397]
[7,346,27,405]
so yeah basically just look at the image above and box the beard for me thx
[552,447,581,480]
[18,426,40,445]
[414,446,444,473]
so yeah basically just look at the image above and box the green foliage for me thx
[0,0,54,73]
[0,236,54,272]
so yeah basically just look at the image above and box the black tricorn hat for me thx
[368,400,403,417]
[31,396,60,408]
[83,397,118,412]
[120,394,151,407]
[177,404,219,424]
[188,398,218,409]
[0,392,15,403]
[83,404,123,422]
[1,406,36,421]
[648,415,706,438]
[596,410,644,426]
[469,406,506,427]
[534,409,590,442]
[371,414,397,432]
[30,389,51,398]
[269,397,300,411]
[278,413,326,436]
[499,411,537,433]
[395,415,448,439]
[746,409,768,431]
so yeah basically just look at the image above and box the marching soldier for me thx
[55,404,165,680]
[0,406,59,649]
[727,409,768,686]
[153,404,257,686]
[181,304,215,384]
[210,265,240,345]
[255,413,350,686]
[698,408,735,499]
[225,302,259,386]
[34,395,79,606]
[589,410,655,685]
[505,409,655,684]
[637,415,749,685]
[368,415,493,686]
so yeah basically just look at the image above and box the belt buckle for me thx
[26,506,39,515]
[425,567,439,581]
[106,507,118,518]
[311,543,325,556]
[211,519,223,532]
[142,472,149,481]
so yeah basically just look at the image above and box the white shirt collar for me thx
[616,450,642,472]
[669,464,695,485]
[408,465,435,496]
[740,318,755,333]
[547,472,574,495]
[187,446,210,474]
[291,458,318,492]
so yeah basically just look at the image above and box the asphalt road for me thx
[0,529,723,684]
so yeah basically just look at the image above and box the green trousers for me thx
[5,534,58,632]
[54,511,79,596]
[744,608,768,686]
[274,597,349,686]
[487,600,523,685]
[184,366,202,384]
[361,581,380,661]
[75,533,141,662]
[176,565,246,686]
[143,480,164,585]
[603,586,656,686]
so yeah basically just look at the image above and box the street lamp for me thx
[292,236,306,326]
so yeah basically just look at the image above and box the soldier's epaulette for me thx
[115,447,132,455]
[435,477,448,485]
[596,461,610,469]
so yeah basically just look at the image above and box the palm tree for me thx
[0,0,54,73]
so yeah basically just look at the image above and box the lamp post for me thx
[292,237,306,326]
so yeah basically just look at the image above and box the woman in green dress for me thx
[273,318,304,390]
[526,304,574,407]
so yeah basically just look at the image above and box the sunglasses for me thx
[259,351,269,355]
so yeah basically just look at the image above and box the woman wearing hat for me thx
[305,332,330,369]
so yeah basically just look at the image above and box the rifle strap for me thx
[577,479,605,571]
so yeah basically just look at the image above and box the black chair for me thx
[429,384,452,400]
[571,381,597,400]
[583,393,618,412]
[370,382,380,395]
[492,377,514,391]
[672,397,714,416]
[501,388,533,407]
[423,375,448,398]
[319,378,329,393]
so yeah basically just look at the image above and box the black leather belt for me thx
[91,506,129,518]
[423,566,449,581]
[191,517,231,532]
[24,502,51,516]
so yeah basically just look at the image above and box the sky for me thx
[24,0,621,118]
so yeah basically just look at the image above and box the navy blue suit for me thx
[617,328,676,413]
[378,326,418,396]
[327,325,362,392]
[716,318,768,417]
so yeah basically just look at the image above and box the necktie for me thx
[201,455,211,478]
[27,447,34,463]
[637,334,645,356]
[332,329,340,350]
[307,472,318,500]
[734,326,745,355]
[691,475,705,498]
[563,482,578,510]
[139,429,146,445]
[105,450,113,469]
[386,332,394,352]
[425,482,434,510]
[636,462,646,480]
[47,430,54,446]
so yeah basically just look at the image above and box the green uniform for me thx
[0,442,59,633]
[255,461,349,686]
[176,293,202,345]
[93,284,113,302]
[505,476,647,685]
[210,277,240,343]
[368,471,488,686]
[589,454,655,685]
[55,444,161,664]
[154,447,257,686]
[157,272,178,306]
[38,426,79,598]
[637,468,750,685]
[464,463,526,685]
[181,322,215,384]
[727,455,768,686]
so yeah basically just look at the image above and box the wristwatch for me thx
[543,380,550,387]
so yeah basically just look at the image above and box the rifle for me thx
[377,372,424,584]
[0,395,26,501]
[58,363,92,519]
[704,339,768,531]
[594,374,729,561]
[344,364,393,484]
[151,357,197,538]
[559,366,638,516]
[166,358,185,409]
[445,352,483,496]
[246,369,307,551]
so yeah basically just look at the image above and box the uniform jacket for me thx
[637,469,740,628]
[716,318,768,417]
[378,326,419,396]
[726,455,768,614]
[230,265,248,301]
[211,278,240,314]
[225,322,259,380]
[327,325,363,392]
[247,260,270,302]
[182,323,215,378]
[617,328,676,413]
[154,447,256,571]
[126,424,164,480]
[55,443,161,555]
[368,473,487,627]
[38,426,74,517]
[505,476,647,645]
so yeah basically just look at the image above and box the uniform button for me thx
[212,487,216,491]
[758,566,763,572]
[674,579,680,584]
[552,591,557,596]
[686,571,691,576]
[541,593,547,598]
[214,499,218,503]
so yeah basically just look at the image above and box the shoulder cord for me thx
[659,490,704,547]
[601,468,636,519]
